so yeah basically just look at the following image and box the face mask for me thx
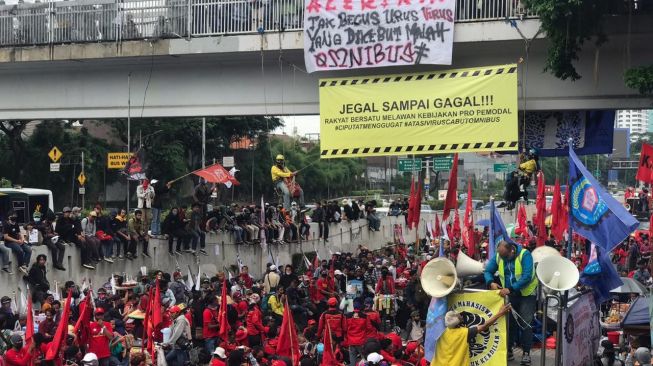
[34,218,41,222]
[286,271,291,275]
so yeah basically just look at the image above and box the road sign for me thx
[493,163,516,173]
[398,158,422,172]
[48,146,62,163]
[50,163,60,172]
[432,157,453,171]
[79,187,86,195]
[107,152,133,169]
[223,156,235,167]
[77,172,86,186]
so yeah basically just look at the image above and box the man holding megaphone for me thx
[483,240,537,366]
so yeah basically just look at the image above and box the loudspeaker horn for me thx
[456,251,485,277]
[531,245,561,264]
[536,255,579,292]
[420,258,458,298]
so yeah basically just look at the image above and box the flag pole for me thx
[567,138,574,260]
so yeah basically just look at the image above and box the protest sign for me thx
[447,291,507,366]
[319,64,518,158]
[303,0,455,72]
[562,292,600,366]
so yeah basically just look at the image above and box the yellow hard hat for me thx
[276,154,285,161]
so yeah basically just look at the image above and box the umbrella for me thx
[610,277,648,295]
[476,219,490,227]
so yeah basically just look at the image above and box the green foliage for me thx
[0,178,11,188]
[625,65,653,95]
[269,139,366,201]
[522,0,609,80]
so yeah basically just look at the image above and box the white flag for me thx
[110,276,117,295]
[194,265,201,291]
[185,268,194,291]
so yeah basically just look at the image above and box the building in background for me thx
[615,110,651,140]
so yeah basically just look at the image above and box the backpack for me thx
[261,293,274,314]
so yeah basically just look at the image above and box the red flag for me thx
[442,154,459,222]
[561,187,570,239]
[407,177,415,228]
[412,176,422,229]
[551,179,564,241]
[74,296,93,348]
[649,214,653,243]
[636,143,653,183]
[46,290,72,364]
[25,295,34,366]
[276,298,300,365]
[452,208,461,240]
[535,171,547,246]
[433,213,441,238]
[462,182,475,257]
[218,279,230,340]
[194,163,240,185]
[515,203,530,239]
[153,279,162,329]
[321,323,337,366]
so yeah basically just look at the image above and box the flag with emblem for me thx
[194,163,240,186]
[568,145,638,252]
[489,201,516,259]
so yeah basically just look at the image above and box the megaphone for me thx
[420,258,458,298]
[531,245,560,264]
[536,255,579,292]
[456,251,485,277]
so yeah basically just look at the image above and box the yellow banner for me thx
[107,152,133,169]
[448,291,507,366]
[319,64,518,158]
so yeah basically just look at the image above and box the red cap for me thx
[95,307,105,315]
[405,341,418,354]
[169,305,182,314]
[327,297,338,307]
[235,329,248,341]
[308,319,316,325]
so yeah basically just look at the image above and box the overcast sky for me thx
[276,115,320,137]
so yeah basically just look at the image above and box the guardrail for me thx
[0,0,538,48]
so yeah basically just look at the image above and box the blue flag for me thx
[568,145,638,252]
[580,245,623,304]
[424,296,447,361]
[489,201,516,259]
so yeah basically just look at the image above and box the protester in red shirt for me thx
[87,308,114,364]
[317,297,346,342]
[315,271,335,303]
[239,266,254,289]
[246,295,265,347]
[203,297,221,356]
[3,334,34,366]
[362,298,381,339]
[379,338,397,364]
[210,346,227,366]
[375,269,395,295]
[345,304,372,366]
[263,326,278,355]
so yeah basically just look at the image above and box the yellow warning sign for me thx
[319,64,519,158]
[48,146,62,162]
[77,172,86,186]
[107,152,133,169]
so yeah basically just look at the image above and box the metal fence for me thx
[0,0,537,48]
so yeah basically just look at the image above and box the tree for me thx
[0,122,30,182]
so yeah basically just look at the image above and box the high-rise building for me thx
[615,110,651,140]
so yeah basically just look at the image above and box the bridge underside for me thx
[0,21,650,120]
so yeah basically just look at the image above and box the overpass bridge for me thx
[0,0,651,119]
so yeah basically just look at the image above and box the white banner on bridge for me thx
[303,0,455,72]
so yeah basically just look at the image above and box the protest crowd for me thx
[0,157,652,366]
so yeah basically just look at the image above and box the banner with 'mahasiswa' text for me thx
[303,0,455,72]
